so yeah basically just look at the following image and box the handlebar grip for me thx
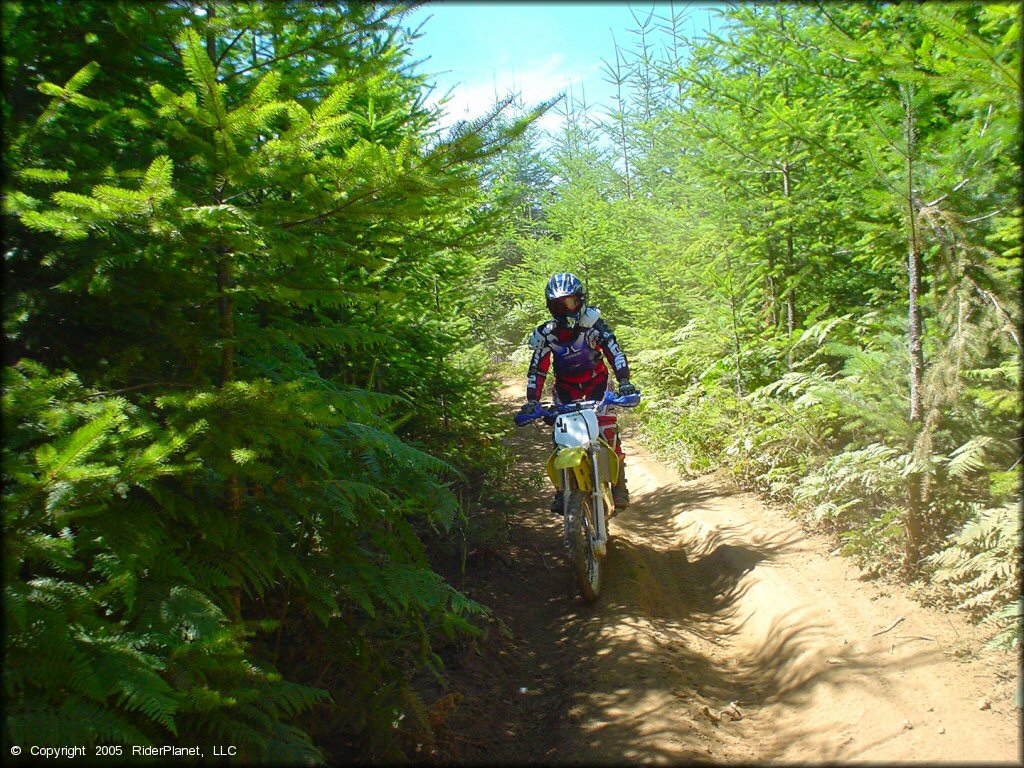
[604,392,641,408]
[514,411,536,427]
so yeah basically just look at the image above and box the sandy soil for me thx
[430,383,1021,764]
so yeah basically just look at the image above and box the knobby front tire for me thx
[566,487,601,601]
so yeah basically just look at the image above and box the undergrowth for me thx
[628,318,1021,651]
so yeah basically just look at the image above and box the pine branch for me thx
[221,29,361,82]
[813,2,856,40]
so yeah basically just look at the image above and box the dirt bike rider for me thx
[520,272,638,512]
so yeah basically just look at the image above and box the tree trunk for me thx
[903,85,925,569]
[778,10,798,371]
[731,294,744,398]
[727,251,745,397]
[765,212,779,330]
[782,161,796,371]
[208,9,243,619]
[610,43,633,200]
[217,257,235,386]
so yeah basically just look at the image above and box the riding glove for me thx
[520,400,539,415]
[618,381,638,396]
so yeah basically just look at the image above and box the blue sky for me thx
[402,2,724,135]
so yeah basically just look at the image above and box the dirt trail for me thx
[435,383,1021,764]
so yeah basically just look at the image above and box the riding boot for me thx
[550,489,564,515]
[612,465,630,510]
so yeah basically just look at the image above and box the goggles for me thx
[548,294,582,317]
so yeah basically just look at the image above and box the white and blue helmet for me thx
[545,272,588,328]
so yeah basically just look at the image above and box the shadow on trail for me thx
[623,483,726,534]
[547,502,943,765]
[444,391,948,765]
[598,529,770,632]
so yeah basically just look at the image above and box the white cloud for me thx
[424,53,602,136]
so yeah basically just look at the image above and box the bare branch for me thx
[222,29,360,81]
[813,1,857,39]
[976,288,1022,349]
[924,178,971,208]
[964,209,1004,224]
[215,25,254,67]
[872,616,906,637]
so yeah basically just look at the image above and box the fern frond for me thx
[256,677,331,719]
[263,721,325,765]
[344,421,453,477]
[159,586,227,642]
[76,631,178,732]
[7,697,151,747]
[925,503,1021,620]
[25,576,91,610]
[946,436,995,478]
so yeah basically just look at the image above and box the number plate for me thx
[553,409,599,447]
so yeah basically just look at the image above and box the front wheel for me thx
[566,486,601,601]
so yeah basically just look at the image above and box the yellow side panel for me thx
[573,461,593,492]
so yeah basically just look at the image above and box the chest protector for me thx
[552,331,602,376]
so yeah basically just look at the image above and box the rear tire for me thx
[566,486,601,601]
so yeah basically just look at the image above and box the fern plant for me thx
[2,362,326,758]
[925,502,1022,649]
[5,2,531,760]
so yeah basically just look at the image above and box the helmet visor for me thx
[548,294,582,317]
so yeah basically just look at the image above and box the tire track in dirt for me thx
[436,383,1020,764]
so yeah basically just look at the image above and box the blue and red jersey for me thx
[525,308,630,405]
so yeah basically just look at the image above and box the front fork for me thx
[591,449,608,555]
[560,449,608,556]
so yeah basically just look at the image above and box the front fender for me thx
[547,447,593,491]
[553,446,587,470]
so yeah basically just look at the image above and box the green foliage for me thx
[487,1,1020,644]
[925,503,1022,648]
[5,0,1019,748]
[3,362,324,757]
[3,1,541,760]
[636,385,744,477]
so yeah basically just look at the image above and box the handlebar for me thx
[514,391,641,427]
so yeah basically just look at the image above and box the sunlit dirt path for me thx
[434,382,1021,764]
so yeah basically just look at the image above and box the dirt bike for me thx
[514,390,641,601]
